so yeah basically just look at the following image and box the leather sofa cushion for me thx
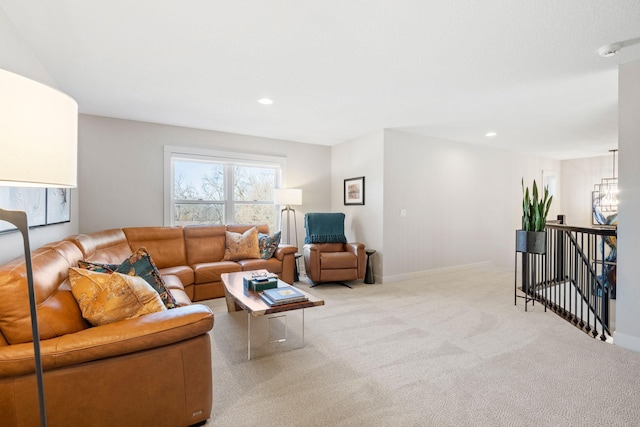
[307,242,347,253]
[320,268,358,282]
[0,241,88,345]
[67,229,133,264]
[159,265,194,287]
[0,305,213,377]
[226,224,269,234]
[162,275,191,307]
[237,258,283,274]
[192,262,242,284]
[184,225,227,264]
[123,227,187,268]
[321,252,357,269]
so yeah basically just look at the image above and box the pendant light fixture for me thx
[593,149,619,215]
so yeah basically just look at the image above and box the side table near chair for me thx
[294,253,303,282]
[365,249,376,284]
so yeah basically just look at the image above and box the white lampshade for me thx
[274,188,302,206]
[0,68,78,188]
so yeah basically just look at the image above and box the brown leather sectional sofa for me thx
[0,223,295,427]
[70,224,297,301]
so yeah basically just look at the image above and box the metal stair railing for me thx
[516,219,617,341]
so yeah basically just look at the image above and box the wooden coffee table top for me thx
[221,270,325,316]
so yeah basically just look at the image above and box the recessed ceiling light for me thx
[485,132,497,137]
[257,98,273,105]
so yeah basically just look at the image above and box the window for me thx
[164,147,285,232]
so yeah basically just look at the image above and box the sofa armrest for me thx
[274,244,297,261]
[303,244,322,282]
[344,242,364,256]
[0,304,213,377]
[345,242,366,279]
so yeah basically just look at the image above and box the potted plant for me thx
[517,178,553,254]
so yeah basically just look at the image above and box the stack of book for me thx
[259,286,308,306]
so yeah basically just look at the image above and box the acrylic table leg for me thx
[247,313,251,360]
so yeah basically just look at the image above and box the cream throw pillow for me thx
[68,267,166,326]
[223,227,261,261]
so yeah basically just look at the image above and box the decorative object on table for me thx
[274,188,302,249]
[344,176,365,205]
[260,285,308,306]
[0,68,78,427]
[592,149,618,225]
[365,249,376,284]
[243,272,279,292]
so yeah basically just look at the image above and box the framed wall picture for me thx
[46,188,71,225]
[0,187,47,233]
[344,176,365,205]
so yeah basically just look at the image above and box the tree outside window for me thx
[172,158,279,232]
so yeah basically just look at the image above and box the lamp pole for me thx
[0,208,47,426]
[281,204,298,248]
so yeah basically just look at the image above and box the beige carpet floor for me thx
[200,266,640,426]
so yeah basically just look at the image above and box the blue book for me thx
[261,286,308,306]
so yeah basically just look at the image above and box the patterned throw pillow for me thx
[223,227,261,261]
[77,260,120,273]
[68,268,166,326]
[258,231,281,259]
[116,247,177,309]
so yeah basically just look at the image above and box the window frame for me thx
[164,146,286,227]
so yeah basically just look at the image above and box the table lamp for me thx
[0,68,78,427]
[274,188,302,249]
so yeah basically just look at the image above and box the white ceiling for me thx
[2,1,639,159]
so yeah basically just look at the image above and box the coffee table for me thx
[221,269,324,359]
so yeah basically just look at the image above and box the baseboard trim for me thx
[381,261,493,284]
[613,331,640,352]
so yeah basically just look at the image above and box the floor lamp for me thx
[274,188,302,249]
[0,69,78,427]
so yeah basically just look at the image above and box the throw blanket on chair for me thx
[304,213,348,244]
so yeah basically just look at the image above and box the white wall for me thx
[0,9,57,88]
[78,115,332,253]
[381,129,561,280]
[560,155,616,227]
[331,130,384,278]
[614,59,640,351]
[0,8,79,264]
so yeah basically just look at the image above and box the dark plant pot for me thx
[516,230,546,254]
